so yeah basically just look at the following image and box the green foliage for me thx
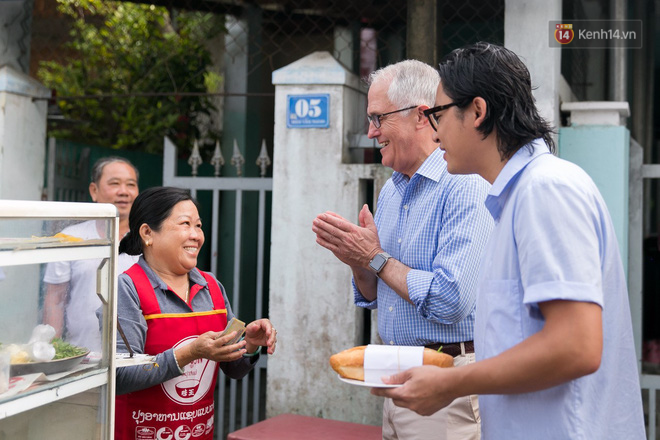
[38,0,225,153]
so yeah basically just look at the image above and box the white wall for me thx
[0,65,50,201]
[505,0,562,131]
[0,67,50,349]
[268,52,390,424]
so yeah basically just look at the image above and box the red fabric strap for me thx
[198,270,225,310]
[125,263,161,315]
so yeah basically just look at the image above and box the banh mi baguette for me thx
[329,345,453,381]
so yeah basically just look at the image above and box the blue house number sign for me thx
[287,94,330,128]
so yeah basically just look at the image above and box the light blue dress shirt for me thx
[354,148,493,345]
[475,139,645,439]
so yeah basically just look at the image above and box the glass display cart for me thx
[0,200,119,439]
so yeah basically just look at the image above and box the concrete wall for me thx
[505,0,562,131]
[0,67,49,346]
[0,65,49,201]
[267,52,390,425]
[0,0,33,74]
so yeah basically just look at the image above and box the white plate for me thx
[338,375,402,388]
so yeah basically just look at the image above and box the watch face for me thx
[369,254,386,272]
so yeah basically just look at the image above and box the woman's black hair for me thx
[437,42,556,159]
[119,186,199,255]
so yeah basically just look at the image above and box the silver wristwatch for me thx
[368,252,392,276]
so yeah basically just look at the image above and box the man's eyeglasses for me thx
[367,105,418,129]
[423,102,458,131]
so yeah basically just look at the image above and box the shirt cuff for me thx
[171,349,185,374]
[353,278,377,309]
[524,281,603,308]
[406,269,434,305]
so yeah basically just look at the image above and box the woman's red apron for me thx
[115,264,228,440]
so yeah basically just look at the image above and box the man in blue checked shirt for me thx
[313,59,493,440]
[373,43,645,440]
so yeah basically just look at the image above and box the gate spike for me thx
[210,140,225,176]
[231,139,245,177]
[256,139,271,177]
[188,139,203,177]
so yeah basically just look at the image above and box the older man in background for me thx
[43,156,140,353]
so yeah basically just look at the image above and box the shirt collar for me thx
[137,255,207,290]
[485,139,550,220]
[391,147,445,190]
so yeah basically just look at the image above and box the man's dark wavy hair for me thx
[437,42,556,159]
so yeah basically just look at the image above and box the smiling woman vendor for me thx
[114,186,277,440]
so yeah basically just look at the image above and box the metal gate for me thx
[636,138,660,439]
[44,137,90,202]
[161,136,272,438]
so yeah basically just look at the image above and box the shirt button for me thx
[389,306,393,312]
[390,340,394,345]
[403,204,408,210]
[397,238,402,243]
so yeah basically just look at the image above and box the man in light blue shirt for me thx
[374,42,645,440]
[313,60,492,439]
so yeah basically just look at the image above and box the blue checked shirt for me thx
[354,148,493,345]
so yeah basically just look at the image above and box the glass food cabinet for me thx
[0,200,119,439]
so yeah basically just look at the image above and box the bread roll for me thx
[329,345,453,381]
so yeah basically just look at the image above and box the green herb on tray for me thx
[51,338,87,359]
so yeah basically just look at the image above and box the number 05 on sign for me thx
[287,94,330,128]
